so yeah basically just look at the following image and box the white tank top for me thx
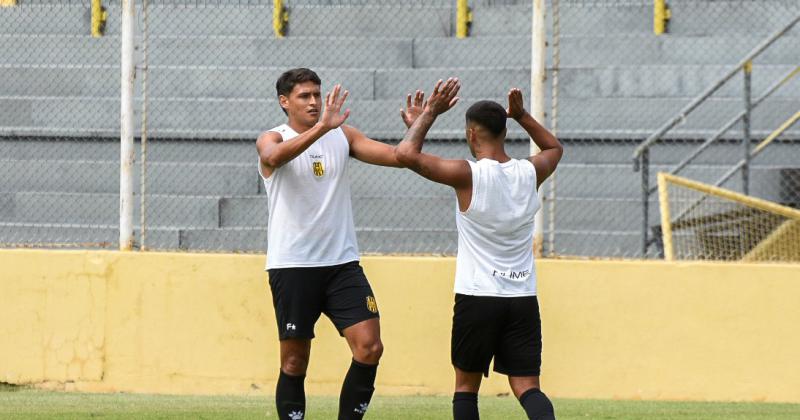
[259,124,359,269]
[454,158,541,297]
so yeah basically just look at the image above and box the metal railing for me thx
[632,13,800,256]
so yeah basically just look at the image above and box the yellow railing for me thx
[456,0,472,39]
[752,109,800,155]
[653,0,671,35]
[91,0,107,38]
[657,172,800,262]
[0,0,17,7]
[273,0,288,38]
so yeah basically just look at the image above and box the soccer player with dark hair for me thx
[395,78,563,420]
[256,68,422,420]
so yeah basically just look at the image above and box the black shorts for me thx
[451,294,542,377]
[267,261,379,340]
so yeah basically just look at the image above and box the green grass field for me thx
[2,385,800,419]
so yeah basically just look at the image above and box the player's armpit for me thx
[528,147,562,188]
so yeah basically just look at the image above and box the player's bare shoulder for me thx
[257,130,283,150]
[257,130,285,178]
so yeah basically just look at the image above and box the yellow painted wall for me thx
[1,250,799,402]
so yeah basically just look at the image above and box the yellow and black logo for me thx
[366,296,378,314]
[312,161,324,177]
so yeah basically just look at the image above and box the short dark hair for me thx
[276,68,321,98]
[465,100,507,137]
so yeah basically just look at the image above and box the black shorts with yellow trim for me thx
[267,261,379,340]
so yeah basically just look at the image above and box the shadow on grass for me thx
[0,383,25,393]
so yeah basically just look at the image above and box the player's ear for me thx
[466,127,476,142]
[279,95,289,111]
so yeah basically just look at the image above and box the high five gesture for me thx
[320,84,350,130]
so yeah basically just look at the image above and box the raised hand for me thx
[400,90,427,128]
[506,88,525,120]
[320,84,351,130]
[425,78,460,116]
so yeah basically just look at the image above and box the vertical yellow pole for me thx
[0,0,17,8]
[657,173,675,261]
[654,0,670,36]
[274,0,287,38]
[91,0,107,38]
[456,0,471,39]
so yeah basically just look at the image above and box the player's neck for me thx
[286,117,315,135]
[475,148,510,163]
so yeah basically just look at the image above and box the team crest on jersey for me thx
[366,296,378,314]
[312,161,324,177]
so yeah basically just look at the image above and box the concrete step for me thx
[5,64,799,103]
[348,159,464,197]
[283,5,453,37]
[471,2,800,36]
[0,192,220,228]
[374,68,531,101]
[560,140,800,166]
[0,65,375,100]
[0,96,531,139]
[0,159,259,195]
[559,34,800,66]
[5,95,798,140]
[2,32,796,80]
[413,34,800,68]
[0,138,256,163]
[557,65,800,99]
[546,230,645,259]
[556,97,800,140]
[0,5,91,35]
[220,194,457,230]
[173,226,461,254]
[10,138,797,168]
[356,228,458,255]
[219,196,268,228]
[0,223,180,249]
[0,34,414,68]
[176,227,266,252]
[552,163,796,198]
[548,197,655,232]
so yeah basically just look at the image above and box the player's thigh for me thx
[493,295,542,377]
[268,266,327,340]
[451,294,503,377]
[342,317,382,363]
[323,261,380,334]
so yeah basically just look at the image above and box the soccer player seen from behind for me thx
[256,68,420,420]
[395,78,563,420]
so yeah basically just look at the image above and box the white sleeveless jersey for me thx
[259,124,359,269]
[454,158,541,297]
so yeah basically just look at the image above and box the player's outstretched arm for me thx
[257,84,350,177]
[345,125,404,168]
[507,88,563,188]
[395,78,471,189]
[346,89,430,168]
